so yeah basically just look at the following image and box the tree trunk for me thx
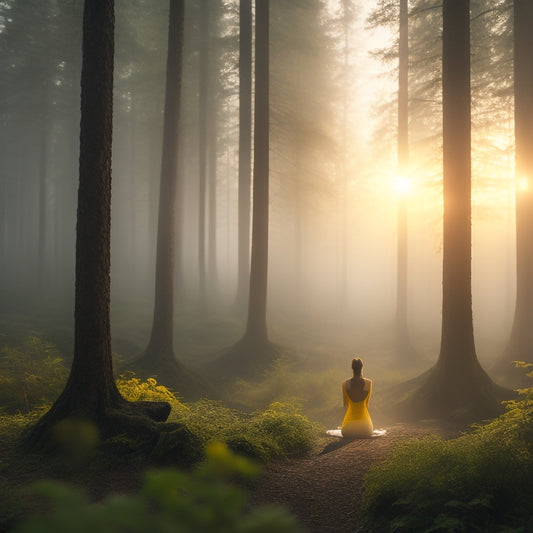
[395,0,418,359]
[37,115,48,293]
[208,0,275,383]
[396,0,509,422]
[143,0,184,363]
[127,1,207,399]
[207,99,218,297]
[25,0,172,450]
[198,0,209,310]
[493,0,533,385]
[244,0,270,346]
[234,0,252,314]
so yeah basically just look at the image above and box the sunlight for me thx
[518,176,528,191]
[394,175,412,195]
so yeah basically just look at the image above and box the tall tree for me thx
[234,0,253,314]
[395,0,418,359]
[128,0,204,399]
[243,0,270,347]
[211,0,274,380]
[398,0,508,421]
[26,0,171,448]
[493,0,533,385]
[197,0,209,310]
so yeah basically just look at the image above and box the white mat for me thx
[326,428,387,438]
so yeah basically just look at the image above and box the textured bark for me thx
[25,0,171,450]
[234,0,252,313]
[244,0,270,346]
[494,0,533,384]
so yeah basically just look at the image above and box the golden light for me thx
[518,176,528,191]
[394,176,412,195]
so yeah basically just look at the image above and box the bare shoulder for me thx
[363,378,372,390]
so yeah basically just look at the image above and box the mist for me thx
[0,0,518,385]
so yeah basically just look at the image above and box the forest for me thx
[0,0,532,531]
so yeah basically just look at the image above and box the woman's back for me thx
[341,377,373,438]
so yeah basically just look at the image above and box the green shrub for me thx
[169,398,244,444]
[361,369,533,532]
[12,442,305,533]
[171,399,320,462]
[249,401,319,458]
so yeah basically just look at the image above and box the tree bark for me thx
[244,0,269,346]
[25,0,172,450]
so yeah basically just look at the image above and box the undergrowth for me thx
[11,442,305,533]
[0,335,320,530]
[0,336,320,465]
[360,364,533,532]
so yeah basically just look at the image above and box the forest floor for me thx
[0,420,462,532]
[249,420,461,533]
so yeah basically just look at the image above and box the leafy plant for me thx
[12,442,305,533]
[361,367,533,532]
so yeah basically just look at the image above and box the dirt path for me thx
[250,422,459,533]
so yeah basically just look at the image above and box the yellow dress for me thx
[341,379,373,438]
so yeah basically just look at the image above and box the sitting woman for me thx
[341,357,374,438]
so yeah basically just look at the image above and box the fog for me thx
[0,0,517,374]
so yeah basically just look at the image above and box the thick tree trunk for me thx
[234,0,252,314]
[396,0,509,422]
[25,0,172,451]
[244,0,270,346]
[493,0,533,385]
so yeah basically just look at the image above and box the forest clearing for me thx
[1,0,533,531]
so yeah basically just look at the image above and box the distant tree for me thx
[395,0,419,360]
[198,0,209,310]
[127,0,206,399]
[234,0,253,314]
[243,0,270,348]
[210,0,274,379]
[398,0,508,421]
[493,0,533,385]
[26,0,172,449]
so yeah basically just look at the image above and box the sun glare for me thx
[394,176,412,195]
